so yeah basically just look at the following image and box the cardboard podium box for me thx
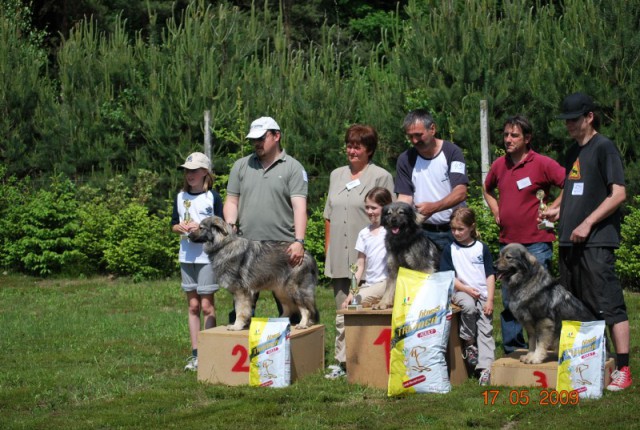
[339,309,468,389]
[197,324,325,385]
[491,349,615,388]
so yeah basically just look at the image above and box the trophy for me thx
[183,200,192,223]
[347,263,362,311]
[182,200,192,238]
[536,190,554,230]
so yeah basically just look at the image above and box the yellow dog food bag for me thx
[249,317,291,388]
[557,320,606,399]
[388,268,455,396]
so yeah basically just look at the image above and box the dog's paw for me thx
[372,301,391,310]
[226,323,245,331]
[295,323,309,330]
[520,352,544,364]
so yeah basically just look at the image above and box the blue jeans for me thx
[500,242,553,354]
[424,230,454,252]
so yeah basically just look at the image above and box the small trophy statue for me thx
[183,200,192,223]
[536,190,554,230]
[182,200,192,238]
[347,263,362,311]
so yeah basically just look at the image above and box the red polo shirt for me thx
[484,150,565,244]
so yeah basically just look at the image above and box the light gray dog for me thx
[495,243,595,364]
[189,216,319,331]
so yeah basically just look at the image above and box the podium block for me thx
[339,309,468,389]
[491,349,615,388]
[197,324,325,385]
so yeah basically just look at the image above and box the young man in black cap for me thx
[543,92,632,391]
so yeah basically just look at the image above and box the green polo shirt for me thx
[227,150,308,241]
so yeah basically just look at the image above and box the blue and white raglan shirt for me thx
[395,141,469,224]
[440,239,495,300]
[171,189,223,264]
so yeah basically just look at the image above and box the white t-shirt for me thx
[176,190,216,264]
[354,225,388,284]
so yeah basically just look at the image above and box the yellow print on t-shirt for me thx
[569,159,581,180]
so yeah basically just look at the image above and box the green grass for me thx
[1,274,638,429]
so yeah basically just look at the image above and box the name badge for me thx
[516,177,532,190]
[572,183,584,196]
[346,179,361,190]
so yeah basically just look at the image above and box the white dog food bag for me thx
[248,317,291,388]
[556,320,606,399]
[388,268,455,396]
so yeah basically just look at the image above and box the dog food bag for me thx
[388,268,455,396]
[557,320,606,399]
[248,317,291,388]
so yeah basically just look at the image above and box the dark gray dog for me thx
[372,202,440,310]
[495,243,595,363]
[189,216,319,331]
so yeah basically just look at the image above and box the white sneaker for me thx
[184,356,198,371]
[478,368,491,386]
[325,365,346,379]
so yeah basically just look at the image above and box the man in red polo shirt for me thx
[483,115,565,354]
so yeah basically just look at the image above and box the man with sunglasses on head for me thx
[224,116,309,320]
[543,92,632,391]
[483,115,565,355]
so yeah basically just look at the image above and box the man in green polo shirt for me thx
[224,116,309,320]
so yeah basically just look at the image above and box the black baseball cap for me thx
[556,92,597,120]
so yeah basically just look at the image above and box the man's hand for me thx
[287,241,305,266]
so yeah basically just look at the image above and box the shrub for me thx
[305,205,327,285]
[103,203,178,282]
[616,196,640,291]
[2,174,83,276]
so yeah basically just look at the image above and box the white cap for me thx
[179,152,211,171]
[246,116,280,139]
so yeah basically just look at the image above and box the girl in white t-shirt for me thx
[171,152,223,371]
[342,187,393,309]
[439,207,496,386]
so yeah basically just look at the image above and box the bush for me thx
[103,203,178,282]
[305,205,327,285]
[616,196,640,291]
[1,174,83,276]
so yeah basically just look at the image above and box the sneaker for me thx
[607,366,632,391]
[462,344,479,367]
[478,368,491,386]
[325,365,346,379]
[184,356,198,372]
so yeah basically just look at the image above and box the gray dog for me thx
[495,243,595,364]
[189,216,319,331]
[372,202,440,310]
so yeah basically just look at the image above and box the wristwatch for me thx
[294,239,305,246]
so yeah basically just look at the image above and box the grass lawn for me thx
[1,273,638,429]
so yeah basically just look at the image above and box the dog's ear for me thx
[381,204,391,227]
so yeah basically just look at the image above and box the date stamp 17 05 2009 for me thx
[482,389,580,406]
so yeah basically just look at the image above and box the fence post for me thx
[204,110,212,165]
[480,100,490,205]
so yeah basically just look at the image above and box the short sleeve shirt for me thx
[323,163,394,278]
[558,134,625,247]
[227,150,308,241]
[440,239,494,299]
[395,141,469,224]
[355,226,388,284]
[171,190,223,263]
[484,151,565,244]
